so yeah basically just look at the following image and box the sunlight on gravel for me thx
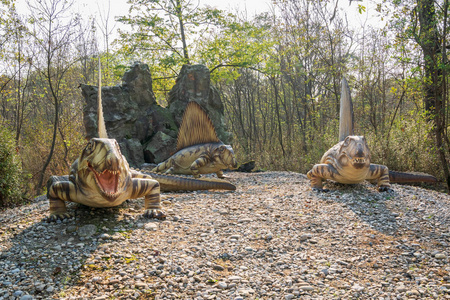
[0,171,449,299]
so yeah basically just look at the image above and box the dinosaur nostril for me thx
[356,144,364,157]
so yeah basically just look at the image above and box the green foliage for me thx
[116,0,228,98]
[367,111,439,177]
[0,0,447,196]
[198,14,276,81]
[0,127,25,208]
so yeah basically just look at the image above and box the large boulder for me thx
[80,62,232,166]
[143,131,177,164]
[81,63,161,142]
[167,64,233,144]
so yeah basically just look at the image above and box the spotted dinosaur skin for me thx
[152,142,237,178]
[46,63,235,221]
[152,102,237,178]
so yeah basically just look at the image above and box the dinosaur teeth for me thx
[100,169,120,175]
[88,163,120,198]
[353,158,365,164]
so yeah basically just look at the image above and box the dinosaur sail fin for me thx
[339,77,354,142]
[97,58,108,139]
[176,101,220,151]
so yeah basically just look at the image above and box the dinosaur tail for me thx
[142,171,236,191]
[389,171,437,183]
[339,77,354,142]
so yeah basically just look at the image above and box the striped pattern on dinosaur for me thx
[307,78,436,192]
[307,135,391,191]
[152,101,237,178]
[46,61,235,221]
[47,138,164,220]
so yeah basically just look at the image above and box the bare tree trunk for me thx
[416,0,450,190]
[270,76,286,158]
[175,0,190,64]
[30,0,80,193]
[37,19,59,193]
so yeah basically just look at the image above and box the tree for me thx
[116,0,225,98]
[388,0,450,189]
[27,0,82,192]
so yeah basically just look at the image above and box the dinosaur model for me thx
[46,62,235,221]
[307,78,437,192]
[152,101,238,178]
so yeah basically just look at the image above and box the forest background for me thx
[0,0,449,207]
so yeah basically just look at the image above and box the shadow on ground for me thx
[320,181,400,235]
[0,199,159,299]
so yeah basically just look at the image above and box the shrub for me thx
[367,111,440,179]
[0,127,25,208]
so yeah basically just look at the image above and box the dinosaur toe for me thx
[46,213,72,222]
[379,186,393,193]
[312,187,329,193]
[144,209,166,220]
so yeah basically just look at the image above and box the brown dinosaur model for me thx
[46,62,235,221]
[152,101,238,178]
[307,78,437,192]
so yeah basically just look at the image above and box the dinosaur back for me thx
[339,77,354,142]
[176,101,220,151]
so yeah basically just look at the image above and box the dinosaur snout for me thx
[104,150,121,170]
[355,143,365,157]
[230,159,238,169]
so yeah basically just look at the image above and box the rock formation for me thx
[167,64,232,144]
[80,62,232,167]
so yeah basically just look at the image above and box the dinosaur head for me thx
[77,138,130,200]
[337,136,371,170]
[213,144,238,169]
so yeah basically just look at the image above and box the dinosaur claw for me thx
[144,209,166,220]
[379,186,393,193]
[46,212,72,222]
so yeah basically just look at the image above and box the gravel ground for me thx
[0,171,449,300]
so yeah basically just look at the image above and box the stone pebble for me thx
[0,171,448,299]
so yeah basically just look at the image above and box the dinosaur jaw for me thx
[351,157,367,169]
[88,162,120,199]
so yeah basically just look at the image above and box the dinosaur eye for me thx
[342,137,350,147]
[85,140,94,153]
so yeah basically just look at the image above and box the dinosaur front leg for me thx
[216,170,225,178]
[307,164,338,192]
[47,177,76,221]
[131,174,166,219]
[152,159,172,173]
[367,164,392,192]
[190,156,209,178]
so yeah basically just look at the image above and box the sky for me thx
[73,0,274,20]
[15,0,382,25]
[14,0,383,50]
[72,0,381,28]
[74,0,382,43]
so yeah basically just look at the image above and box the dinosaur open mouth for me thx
[88,163,120,197]
[352,158,365,164]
